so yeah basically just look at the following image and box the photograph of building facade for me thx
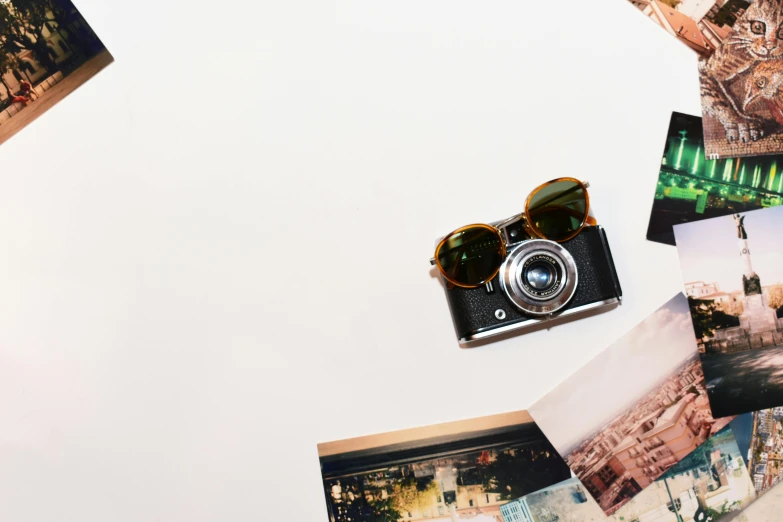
[0,0,111,145]
[674,206,783,417]
[317,411,571,522]
[529,294,732,515]
[625,0,747,57]
[647,113,783,246]
[609,426,756,522]
[499,477,605,522]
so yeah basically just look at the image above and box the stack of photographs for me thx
[315,295,778,521]
[639,90,783,522]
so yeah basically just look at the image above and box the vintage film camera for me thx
[433,215,622,343]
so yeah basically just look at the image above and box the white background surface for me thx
[0,0,707,520]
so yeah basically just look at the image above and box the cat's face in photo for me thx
[738,0,783,60]
[744,59,783,124]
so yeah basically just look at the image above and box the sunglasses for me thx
[433,178,596,289]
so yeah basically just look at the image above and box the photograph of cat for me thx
[701,0,783,158]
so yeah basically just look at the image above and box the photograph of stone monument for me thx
[674,206,783,418]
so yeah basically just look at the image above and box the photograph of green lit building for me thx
[647,112,783,245]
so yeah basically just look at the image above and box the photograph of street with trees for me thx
[317,411,570,522]
[0,0,110,145]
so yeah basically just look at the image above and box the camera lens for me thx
[520,254,563,299]
[525,261,556,291]
[498,239,578,315]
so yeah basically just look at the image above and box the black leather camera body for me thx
[436,220,622,344]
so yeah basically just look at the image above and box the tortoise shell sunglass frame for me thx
[432,178,596,289]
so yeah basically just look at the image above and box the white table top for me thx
[0,0,703,519]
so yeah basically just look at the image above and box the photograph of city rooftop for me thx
[0,0,111,146]
[674,206,783,417]
[317,410,571,522]
[529,293,733,515]
[647,113,783,246]
[731,408,783,497]
[625,0,748,57]
[608,425,756,522]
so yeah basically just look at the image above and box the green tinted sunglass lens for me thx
[437,227,503,286]
[527,180,587,241]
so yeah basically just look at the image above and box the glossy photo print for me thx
[647,112,783,246]
[317,410,572,522]
[674,206,783,418]
[608,425,756,522]
[0,0,111,146]
[731,409,783,495]
[529,293,733,516]
[735,479,783,521]
[623,0,749,57]
[700,0,783,159]
[499,476,605,522]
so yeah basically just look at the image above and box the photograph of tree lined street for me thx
[317,411,571,522]
[0,0,110,145]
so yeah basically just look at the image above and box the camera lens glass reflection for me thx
[524,261,556,291]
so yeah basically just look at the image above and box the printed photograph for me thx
[317,410,572,522]
[529,293,733,515]
[499,476,605,522]
[647,112,783,246]
[608,425,756,522]
[701,1,783,159]
[0,0,111,146]
[674,206,783,418]
[624,0,748,57]
[731,408,783,495]
[733,478,783,521]
[731,413,754,467]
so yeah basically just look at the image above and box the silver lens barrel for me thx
[499,239,578,315]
